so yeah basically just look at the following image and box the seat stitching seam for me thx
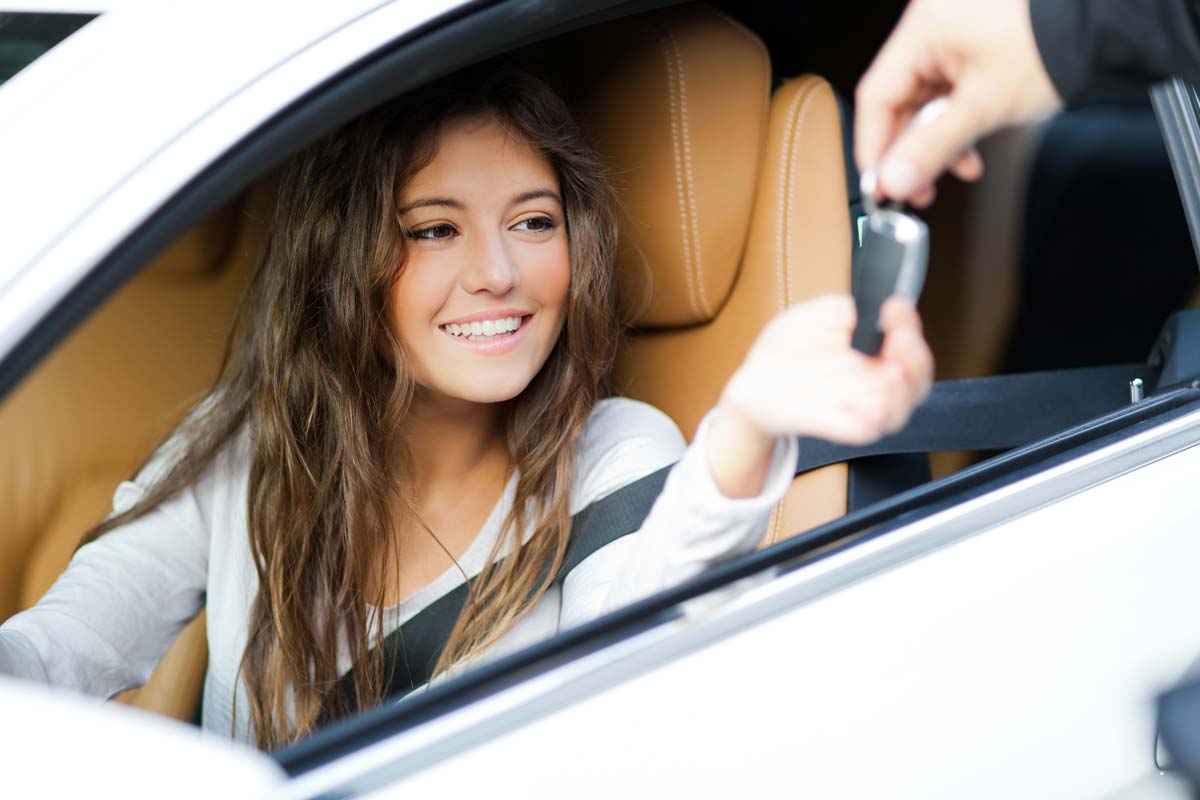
[776,84,809,311]
[786,82,823,307]
[762,500,777,546]
[658,32,699,320]
[774,495,785,543]
[664,28,710,318]
[767,497,783,546]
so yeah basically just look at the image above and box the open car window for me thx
[5,2,1200,797]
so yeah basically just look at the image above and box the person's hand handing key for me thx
[854,0,1062,205]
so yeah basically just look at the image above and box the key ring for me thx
[859,169,887,219]
[860,169,907,234]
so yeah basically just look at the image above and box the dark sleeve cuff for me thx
[1029,0,1089,107]
[1031,0,1200,108]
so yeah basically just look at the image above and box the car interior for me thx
[1,0,1196,736]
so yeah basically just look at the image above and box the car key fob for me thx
[851,97,946,355]
[850,181,929,355]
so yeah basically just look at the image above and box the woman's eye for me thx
[408,223,457,241]
[512,216,557,234]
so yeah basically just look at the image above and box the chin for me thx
[461,387,526,404]
[445,374,535,405]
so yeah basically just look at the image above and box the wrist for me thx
[712,396,774,451]
[706,400,776,499]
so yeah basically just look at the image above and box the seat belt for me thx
[330,361,1157,713]
[329,464,672,713]
[833,363,1158,509]
[802,363,1155,472]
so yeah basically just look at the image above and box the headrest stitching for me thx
[776,84,810,311]
[766,496,783,546]
[786,81,825,309]
[664,28,711,319]
[656,28,700,321]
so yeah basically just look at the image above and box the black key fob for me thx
[851,172,929,355]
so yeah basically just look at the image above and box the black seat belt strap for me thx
[331,465,673,710]
[796,363,1156,474]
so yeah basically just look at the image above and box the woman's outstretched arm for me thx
[558,400,794,629]
[560,295,932,628]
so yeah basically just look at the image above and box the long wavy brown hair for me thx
[80,66,620,748]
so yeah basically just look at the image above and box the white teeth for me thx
[442,315,526,340]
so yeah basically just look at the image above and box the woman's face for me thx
[389,114,570,407]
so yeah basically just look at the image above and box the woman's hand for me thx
[706,294,933,498]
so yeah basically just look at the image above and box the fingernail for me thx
[881,157,919,198]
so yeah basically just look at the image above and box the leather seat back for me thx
[0,187,267,719]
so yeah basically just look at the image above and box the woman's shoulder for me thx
[571,397,687,512]
[580,396,685,444]
[111,400,253,519]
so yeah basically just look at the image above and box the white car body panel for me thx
[1,676,285,797]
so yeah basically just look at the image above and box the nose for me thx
[461,228,519,295]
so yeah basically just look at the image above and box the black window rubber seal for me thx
[0,0,680,406]
[274,385,1200,780]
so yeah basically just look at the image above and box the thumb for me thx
[876,89,992,201]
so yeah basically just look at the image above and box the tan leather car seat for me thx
[0,187,268,720]
[535,3,852,542]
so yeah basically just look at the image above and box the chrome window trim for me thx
[1151,77,1200,271]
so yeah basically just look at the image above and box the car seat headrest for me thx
[529,3,770,328]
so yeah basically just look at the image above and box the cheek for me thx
[387,256,452,353]
[522,237,571,316]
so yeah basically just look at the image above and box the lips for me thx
[438,313,532,354]
[440,314,527,339]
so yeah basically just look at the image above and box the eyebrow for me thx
[397,188,562,216]
[397,197,465,215]
[510,189,562,207]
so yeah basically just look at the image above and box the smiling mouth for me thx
[439,314,530,342]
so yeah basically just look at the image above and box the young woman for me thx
[0,68,932,748]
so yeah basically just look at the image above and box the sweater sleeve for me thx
[1031,0,1200,107]
[0,436,211,699]
[559,401,796,630]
